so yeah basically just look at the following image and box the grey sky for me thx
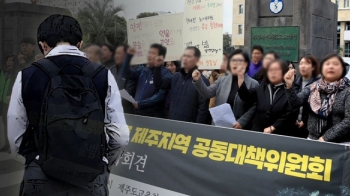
[116,0,233,33]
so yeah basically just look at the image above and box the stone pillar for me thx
[340,22,346,56]
[0,2,71,64]
[243,0,259,51]
[244,0,338,62]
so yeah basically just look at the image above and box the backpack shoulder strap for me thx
[81,62,105,78]
[33,58,60,78]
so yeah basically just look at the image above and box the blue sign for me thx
[269,0,284,14]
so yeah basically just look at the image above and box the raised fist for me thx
[155,56,164,67]
[236,65,246,79]
[127,47,136,55]
[192,69,201,81]
[284,69,296,88]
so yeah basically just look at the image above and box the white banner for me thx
[127,13,184,65]
[109,175,188,196]
[183,0,224,69]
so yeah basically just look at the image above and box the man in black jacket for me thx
[155,46,211,124]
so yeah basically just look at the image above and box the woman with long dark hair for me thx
[285,54,350,144]
[163,60,181,118]
[237,59,297,136]
[165,61,181,74]
[293,55,320,138]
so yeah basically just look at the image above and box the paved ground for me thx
[0,152,24,196]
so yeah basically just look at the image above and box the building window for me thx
[336,0,339,7]
[345,0,350,8]
[346,22,350,30]
[239,4,244,14]
[345,42,350,57]
[238,25,243,34]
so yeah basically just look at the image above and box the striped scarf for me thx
[308,78,350,132]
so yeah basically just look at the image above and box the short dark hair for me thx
[264,51,280,59]
[116,43,130,53]
[186,46,201,58]
[320,53,347,79]
[251,45,264,54]
[150,43,167,57]
[37,14,82,53]
[102,43,115,53]
[21,37,36,45]
[264,59,289,84]
[228,49,250,73]
[300,55,320,77]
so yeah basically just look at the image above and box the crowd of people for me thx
[1,22,350,157]
[99,42,350,145]
[0,13,349,195]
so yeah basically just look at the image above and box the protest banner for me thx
[112,114,350,196]
[127,13,184,65]
[2,114,350,195]
[183,0,224,69]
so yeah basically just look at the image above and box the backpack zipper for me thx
[83,113,89,124]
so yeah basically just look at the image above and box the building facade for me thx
[332,0,350,57]
[232,0,245,48]
[232,0,350,57]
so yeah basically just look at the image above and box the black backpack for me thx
[33,58,106,184]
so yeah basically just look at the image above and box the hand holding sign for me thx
[192,69,201,81]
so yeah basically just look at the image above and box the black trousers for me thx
[1,104,9,151]
[20,161,110,196]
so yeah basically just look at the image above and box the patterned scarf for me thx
[309,78,350,118]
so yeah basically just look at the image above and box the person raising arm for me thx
[284,54,350,144]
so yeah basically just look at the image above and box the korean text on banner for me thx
[127,13,184,65]
[183,0,224,69]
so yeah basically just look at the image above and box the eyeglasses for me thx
[231,59,245,63]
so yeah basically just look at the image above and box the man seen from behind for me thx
[7,14,129,195]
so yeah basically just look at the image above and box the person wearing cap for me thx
[18,37,36,69]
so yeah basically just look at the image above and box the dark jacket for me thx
[110,63,136,114]
[21,55,109,164]
[238,82,298,136]
[292,76,320,138]
[103,58,115,69]
[122,54,172,117]
[166,68,211,124]
[252,71,264,84]
[286,81,350,142]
